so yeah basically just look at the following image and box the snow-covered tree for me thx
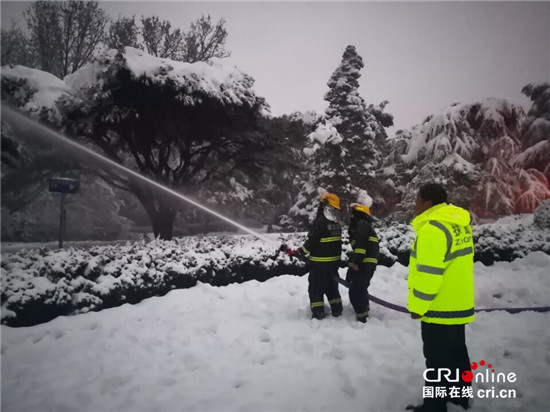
[513,83,550,182]
[325,45,392,179]
[288,45,393,227]
[55,47,270,239]
[389,98,550,218]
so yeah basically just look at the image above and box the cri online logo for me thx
[424,359,516,383]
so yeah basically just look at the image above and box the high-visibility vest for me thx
[408,203,475,325]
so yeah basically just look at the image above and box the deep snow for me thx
[2,252,549,412]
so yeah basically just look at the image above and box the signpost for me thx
[49,178,79,249]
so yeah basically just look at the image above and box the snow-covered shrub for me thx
[473,214,550,264]
[2,216,548,327]
[534,200,550,229]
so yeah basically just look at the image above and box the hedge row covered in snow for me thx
[1,235,307,327]
[2,216,548,327]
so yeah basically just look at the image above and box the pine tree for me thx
[388,98,549,218]
[513,83,550,182]
[288,45,393,227]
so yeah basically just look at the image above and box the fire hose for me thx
[277,244,550,315]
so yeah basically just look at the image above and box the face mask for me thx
[323,205,339,222]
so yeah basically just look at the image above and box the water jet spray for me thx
[1,105,278,247]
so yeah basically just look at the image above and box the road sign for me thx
[49,178,79,194]
[48,177,79,248]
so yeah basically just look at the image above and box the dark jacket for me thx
[348,211,379,271]
[301,206,342,263]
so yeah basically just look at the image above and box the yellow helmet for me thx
[351,203,371,216]
[319,192,340,210]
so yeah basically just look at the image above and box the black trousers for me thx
[308,262,342,317]
[346,267,374,319]
[421,322,472,412]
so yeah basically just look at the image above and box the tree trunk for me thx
[139,191,178,241]
[202,212,209,234]
[157,213,175,240]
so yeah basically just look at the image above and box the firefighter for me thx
[346,202,379,323]
[406,183,474,412]
[286,192,343,319]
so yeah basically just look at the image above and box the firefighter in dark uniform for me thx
[297,193,343,319]
[347,202,379,323]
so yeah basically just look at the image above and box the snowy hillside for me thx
[2,252,549,412]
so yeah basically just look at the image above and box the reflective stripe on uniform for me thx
[355,248,366,255]
[416,264,444,275]
[444,247,474,262]
[368,236,378,242]
[310,301,324,308]
[413,289,436,301]
[424,308,475,319]
[309,256,340,262]
[329,298,342,304]
[357,311,369,319]
[363,257,378,264]
[429,220,474,262]
[320,236,342,243]
[411,250,417,258]
[429,221,452,257]
[302,245,310,254]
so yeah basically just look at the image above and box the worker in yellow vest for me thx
[406,183,475,412]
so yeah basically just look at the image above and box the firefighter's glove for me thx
[294,248,306,261]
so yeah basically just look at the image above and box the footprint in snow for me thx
[233,378,246,388]
[259,332,271,343]
[323,346,346,360]
[99,375,131,394]
[159,377,177,386]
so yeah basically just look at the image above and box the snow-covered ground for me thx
[2,252,549,412]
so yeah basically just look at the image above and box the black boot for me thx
[331,303,343,317]
[356,310,369,323]
[329,298,343,317]
[311,307,325,320]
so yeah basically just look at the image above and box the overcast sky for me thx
[2,1,549,133]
